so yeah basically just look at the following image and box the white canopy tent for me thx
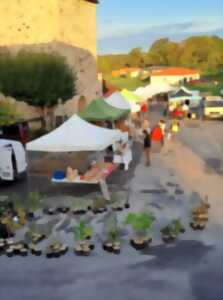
[26,115,124,152]
[105,92,140,113]
[135,83,174,99]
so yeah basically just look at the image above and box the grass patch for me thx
[104,75,149,91]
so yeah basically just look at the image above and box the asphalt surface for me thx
[0,106,223,300]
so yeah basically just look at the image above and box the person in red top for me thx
[151,124,164,153]
[140,102,148,121]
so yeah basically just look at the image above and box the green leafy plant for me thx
[125,212,155,238]
[73,220,93,243]
[161,218,185,237]
[27,191,42,212]
[104,213,121,244]
[93,198,107,210]
[72,199,87,211]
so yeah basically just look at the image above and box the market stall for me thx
[168,86,202,108]
[121,89,144,103]
[79,98,129,122]
[134,83,174,99]
[26,115,125,200]
[105,92,140,113]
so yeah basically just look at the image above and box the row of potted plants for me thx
[43,196,131,217]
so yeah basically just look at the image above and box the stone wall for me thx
[0,0,97,56]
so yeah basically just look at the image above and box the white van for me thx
[0,139,27,181]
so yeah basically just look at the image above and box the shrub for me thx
[0,99,17,126]
[0,51,76,109]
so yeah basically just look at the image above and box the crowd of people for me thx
[139,103,181,167]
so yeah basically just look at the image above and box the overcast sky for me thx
[97,0,223,54]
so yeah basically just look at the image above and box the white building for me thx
[150,67,200,86]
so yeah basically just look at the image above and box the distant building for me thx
[112,67,145,78]
[150,67,200,86]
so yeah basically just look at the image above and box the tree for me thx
[127,47,143,67]
[147,38,179,66]
[0,51,76,113]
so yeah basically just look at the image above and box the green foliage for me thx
[104,213,121,243]
[0,99,17,126]
[161,218,184,237]
[10,194,24,210]
[93,198,107,210]
[0,51,76,108]
[27,192,42,211]
[73,220,93,242]
[125,212,155,236]
[98,36,223,75]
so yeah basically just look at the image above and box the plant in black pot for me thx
[103,213,122,255]
[111,193,129,211]
[73,219,94,256]
[161,218,185,244]
[190,197,210,230]
[26,192,42,220]
[72,200,87,215]
[125,212,155,251]
[92,198,108,214]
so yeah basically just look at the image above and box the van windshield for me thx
[205,101,223,107]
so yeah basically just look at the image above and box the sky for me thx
[97,0,223,54]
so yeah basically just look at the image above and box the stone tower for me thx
[0,0,101,112]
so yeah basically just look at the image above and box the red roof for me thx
[151,67,199,77]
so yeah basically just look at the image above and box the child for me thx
[170,120,180,140]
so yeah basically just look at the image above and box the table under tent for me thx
[26,115,126,200]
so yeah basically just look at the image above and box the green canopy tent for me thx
[79,98,130,122]
[121,89,143,103]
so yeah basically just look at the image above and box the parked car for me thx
[203,99,223,119]
[0,139,27,181]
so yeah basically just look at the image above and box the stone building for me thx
[0,0,101,119]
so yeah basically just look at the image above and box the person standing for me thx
[170,119,180,140]
[151,123,164,153]
[142,116,151,132]
[143,130,151,166]
[140,102,148,121]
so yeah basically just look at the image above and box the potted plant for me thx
[72,200,87,215]
[125,212,155,250]
[161,218,185,244]
[43,207,57,216]
[30,243,42,256]
[26,192,42,219]
[73,219,94,256]
[57,206,70,214]
[190,198,210,231]
[92,198,108,214]
[103,213,122,254]
[111,193,130,211]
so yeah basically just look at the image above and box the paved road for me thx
[0,108,223,300]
